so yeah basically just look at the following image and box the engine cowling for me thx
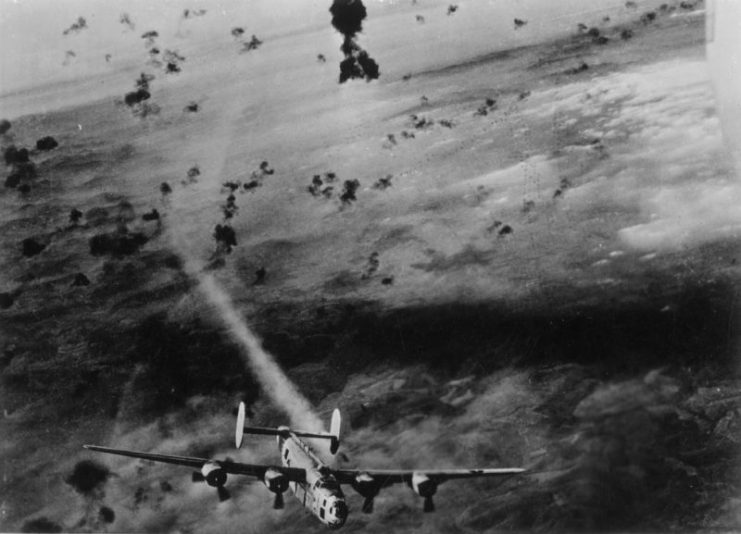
[263,468,289,494]
[352,473,379,498]
[201,462,227,488]
[411,473,438,513]
[411,473,437,498]
[353,473,380,513]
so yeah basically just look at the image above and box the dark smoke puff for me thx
[0,119,10,134]
[163,49,186,64]
[36,136,59,151]
[4,146,30,165]
[641,11,657,24]
[222,181,240,192]
[124,89,151,107]
[89,232,148,256]
[135,72,155,90]
[142,208,160,221]
[329,0,379,84]
[330,0,367,35]
[99,506,115,523]
[498,224,513,236]
[260,161,274,174]
[340,179,360,204]
[254,267,266,285]
[22,238,46,257]
[15,162,37,181]
[183,8,207,19]
[357,51,379,81]
[65,460,110,494]
[243,180,260,192]
[70,208,83,224]
[4,146,17,165]
[21,517,62,533]
[63,16,87,35]
[0,291,17,309]
[339,57,364,83]
[5,173,21,188]
[241,35,263,52]
[373,175,392,190]
[6,162,36,187]
[72,273,91,286]
[213,224,237,252]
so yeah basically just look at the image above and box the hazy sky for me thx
[0,0,672,95]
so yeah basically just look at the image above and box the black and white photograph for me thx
[1,0,739,532]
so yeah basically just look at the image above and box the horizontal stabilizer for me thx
[234,404,342,454]
[241,427,336,441]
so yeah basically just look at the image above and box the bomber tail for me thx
[235,403,342,454]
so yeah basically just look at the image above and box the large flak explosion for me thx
[329,0,379,83]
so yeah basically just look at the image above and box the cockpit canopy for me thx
[316,477,340,491]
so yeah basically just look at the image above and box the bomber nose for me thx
[328,499,348,527]
[334,500,348,520]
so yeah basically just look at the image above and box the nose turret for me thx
[326,496,348,528]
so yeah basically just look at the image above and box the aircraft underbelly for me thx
[290,480,315,509]
[282,440,319,512]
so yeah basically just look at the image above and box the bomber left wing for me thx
[83,444,305,503]
[332,467,526,513]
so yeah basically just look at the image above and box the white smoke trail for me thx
[195,272,324,432]
[158,75,323,433]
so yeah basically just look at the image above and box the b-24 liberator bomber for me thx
[85,403,525,529]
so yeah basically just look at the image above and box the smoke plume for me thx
[329,0,379,83]
[196,274,324,432]
[159,91,324,434]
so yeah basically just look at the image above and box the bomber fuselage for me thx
[277,426,348,529]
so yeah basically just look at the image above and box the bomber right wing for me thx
[332,466,526,513]
[333,467,526,485]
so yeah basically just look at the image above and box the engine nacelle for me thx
[201,462,227,488]
[411,473,437,498]
[263,468,289,494]
[352,473,379,498]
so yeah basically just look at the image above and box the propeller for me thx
[423,495,435,513]
[273,492,285,510]
[217,486,231,502]
[192,471,231,502]
[362,497,374,514]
